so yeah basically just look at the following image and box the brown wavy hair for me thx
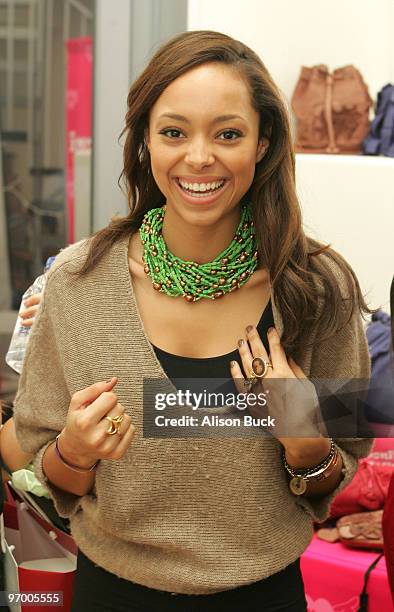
[77,30,372,354]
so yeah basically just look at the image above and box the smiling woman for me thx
[144,62,267,254]
[12,30,374,612]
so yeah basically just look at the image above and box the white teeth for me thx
[178,179,225,192]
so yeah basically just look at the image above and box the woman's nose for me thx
[184,138,215,168]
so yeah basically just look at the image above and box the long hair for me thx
[77,30,372,354]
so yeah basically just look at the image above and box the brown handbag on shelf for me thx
[291,64,373,154]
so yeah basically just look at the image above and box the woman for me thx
[14,31,373,611]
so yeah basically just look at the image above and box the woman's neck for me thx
[161,205,241,263]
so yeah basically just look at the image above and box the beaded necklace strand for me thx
[139,203,258,302]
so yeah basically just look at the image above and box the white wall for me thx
[188,0,394,102]
[188,0,394,310]
[296,154,394,311]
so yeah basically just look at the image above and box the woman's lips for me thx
[173,178,230,205]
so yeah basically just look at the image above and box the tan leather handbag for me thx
[291,64,372,153]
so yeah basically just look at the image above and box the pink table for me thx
[301,533,393,611]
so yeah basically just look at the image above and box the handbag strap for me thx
[324,74,339,153]
[358,552,384,611]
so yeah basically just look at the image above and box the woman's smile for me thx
[172,176,231,205]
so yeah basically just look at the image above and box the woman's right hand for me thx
[58,377,135,469]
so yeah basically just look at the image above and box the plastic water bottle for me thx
[6,256,56,374]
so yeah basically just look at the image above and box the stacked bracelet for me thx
[282,439,338,496]
[54,434,100,473]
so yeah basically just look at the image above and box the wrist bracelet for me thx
[283,439,335,477]
[54,434,100,473]
[282,439,337,496]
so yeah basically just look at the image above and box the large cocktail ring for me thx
[250,357,273,379]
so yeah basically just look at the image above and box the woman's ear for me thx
[256,137,269,163]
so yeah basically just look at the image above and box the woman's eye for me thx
[160,129,184,138]
[218,130,242,140]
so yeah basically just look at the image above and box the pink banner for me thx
[66,37,93,243]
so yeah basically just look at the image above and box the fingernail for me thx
[268,327,276,334]
[237,339,244,347]
[230,360,237,368]
[106,377,114,383]
[246,325,253,333]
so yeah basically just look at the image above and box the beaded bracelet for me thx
[54,434,100,473]
[282,439,337,495]
[282,439,335,477]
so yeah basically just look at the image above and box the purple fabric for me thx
[365,310,394,424]
[363,84,394,157]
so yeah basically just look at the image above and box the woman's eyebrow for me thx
[157,113,246,124]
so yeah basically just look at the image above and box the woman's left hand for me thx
[19,294,42,327]
[230,326,325,447]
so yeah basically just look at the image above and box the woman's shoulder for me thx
[44,235,129,296]
[46,239,90,278]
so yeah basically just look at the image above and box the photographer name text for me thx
[154,414,275,428]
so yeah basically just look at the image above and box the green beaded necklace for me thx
[139,203,258,302]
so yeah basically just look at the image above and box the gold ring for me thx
[105,414,124,435]
[251,357,273,379]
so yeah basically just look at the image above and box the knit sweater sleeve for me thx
[13,247,87,518]
[294,258,373,523]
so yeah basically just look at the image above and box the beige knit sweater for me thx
[13,236,373,594]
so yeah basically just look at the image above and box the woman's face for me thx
[146,62,267,227]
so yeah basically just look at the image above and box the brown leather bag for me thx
[291,64,372,153]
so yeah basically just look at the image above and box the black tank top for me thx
[151,301,274,381]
